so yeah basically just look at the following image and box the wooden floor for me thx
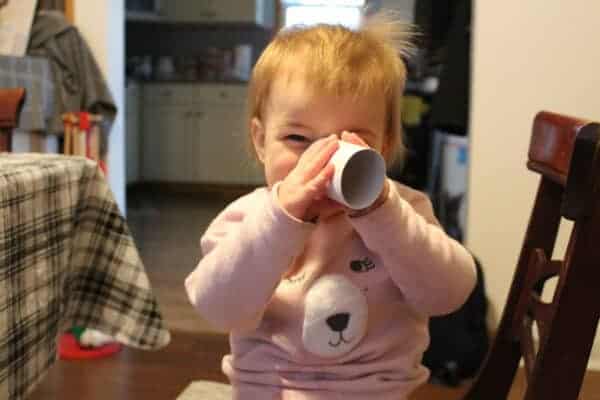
[28,188,600,399]
[30,330,229,400]
[26,329,600,399]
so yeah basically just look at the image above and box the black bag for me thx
[422,255,489,386]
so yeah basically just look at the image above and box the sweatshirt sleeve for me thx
[184,185,313,331]
[349,180,476,316]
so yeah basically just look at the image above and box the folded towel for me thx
[177,381,232,400]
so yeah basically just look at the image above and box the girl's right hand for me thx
[278,134,340,222]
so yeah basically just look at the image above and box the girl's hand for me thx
[340,130,369,147]
[278,134,341,221]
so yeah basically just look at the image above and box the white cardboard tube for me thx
[326,141,386,209]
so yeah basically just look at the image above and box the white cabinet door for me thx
[189,104,264,185]
[164,108,191,182]
[141,105,187,182]
[141,83,265,185]
[188,108,215,183]
[141,104,163,181]
[213,105,263,185]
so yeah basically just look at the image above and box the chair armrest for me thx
[0,88,25,129]
[0,88,26,151]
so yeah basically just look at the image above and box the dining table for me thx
[0,153,171,400]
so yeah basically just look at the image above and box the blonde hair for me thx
[247,12,413,165]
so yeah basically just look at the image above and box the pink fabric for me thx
[185,180,476,400]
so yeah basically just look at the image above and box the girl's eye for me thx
[285,134,310,143]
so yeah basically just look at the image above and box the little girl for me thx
[185,14,476,400]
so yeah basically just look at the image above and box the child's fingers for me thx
[283,136,333,186]
[307,162,335,195]
[304,135,337,165]
[341,131,369,147]
[288,138,327,182]
[302,137,338,180]
[316,197,345,214]
[301,134,335,162]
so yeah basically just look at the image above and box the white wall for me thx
[73,0,126,213]
[467,0,600,368]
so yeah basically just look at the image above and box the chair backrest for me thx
[463,111,600,400]
[0,88,26,151]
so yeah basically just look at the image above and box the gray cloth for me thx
[0,54,54,131]
[27,10,116,153]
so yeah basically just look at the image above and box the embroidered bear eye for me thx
[350,257,376,273]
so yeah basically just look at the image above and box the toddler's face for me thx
[251,76,388,187]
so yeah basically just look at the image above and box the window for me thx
[282,0,366,29]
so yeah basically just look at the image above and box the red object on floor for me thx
[58,332,122,360]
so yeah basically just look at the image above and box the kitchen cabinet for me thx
[142,104,189,182]
[140,84,190,182]
[140,83,264,185]
[126,82,141,184]
[188,104,259,184]
[161,0,275,28]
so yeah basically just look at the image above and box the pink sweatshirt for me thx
[185,180,476,400]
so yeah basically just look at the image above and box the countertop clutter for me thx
[127,44,253,84]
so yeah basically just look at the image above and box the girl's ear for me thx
[381,132,394,162]
[251,117,266,163]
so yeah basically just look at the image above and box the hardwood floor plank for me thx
[29,331,230,400]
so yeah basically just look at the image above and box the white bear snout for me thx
[302,274,368,358]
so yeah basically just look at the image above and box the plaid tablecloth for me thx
[0,153,171,400]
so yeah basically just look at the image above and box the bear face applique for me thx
[302,274,368,358]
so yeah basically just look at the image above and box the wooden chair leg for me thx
[464,179,563,399]
[462,337,521,400]
[525,210,600,400]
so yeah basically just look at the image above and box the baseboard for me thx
[587,358,600,371]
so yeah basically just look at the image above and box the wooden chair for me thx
[0,88,25,151]
[464,111,600,400]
